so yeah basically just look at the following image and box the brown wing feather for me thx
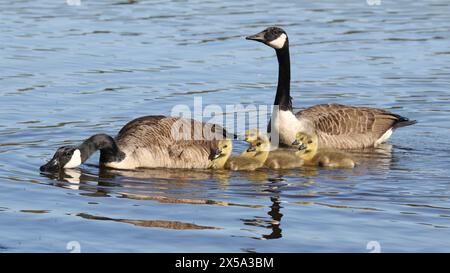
[115,116,228,168]
[296,104,404,149]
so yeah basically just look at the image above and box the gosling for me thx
[208,139,233,169]
[245,129,304,169]
[210,138,270,171]
[293,132,356,169]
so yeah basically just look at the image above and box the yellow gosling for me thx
[293,132,355,169]
[264,149,304,169]
[208,139,233,169]
[245,129,304,169]
[225,137,270,171]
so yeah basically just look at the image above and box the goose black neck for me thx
[78,134,125,164]
[274,45,292,112]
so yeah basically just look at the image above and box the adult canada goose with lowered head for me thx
[40,116,232,171]
[246,27,416,149]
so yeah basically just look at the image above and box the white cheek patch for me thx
[64,149,82,169]
[268,33,287,49]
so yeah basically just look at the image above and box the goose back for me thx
[107,116,228,169]
[296,103,416,149]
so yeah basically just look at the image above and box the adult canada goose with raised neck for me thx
[40,116,232,171]
[246,27,416,149]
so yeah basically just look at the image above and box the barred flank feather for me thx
[107,116,230,169]
[295,104,417,149]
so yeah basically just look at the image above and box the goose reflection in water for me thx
[39,144,393,236]
[240,195,284,240]
[77,213,220,230]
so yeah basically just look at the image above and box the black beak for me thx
[209,148,222,160]
[246,31,266,43]
[40,158,60,172]
[298,144,307,151]
[246,146,256,152]
[292,140,307,150]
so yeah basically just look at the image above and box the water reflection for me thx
[37,144,395,236]
[1,0,449,252]
[114,0,139,5]
[291,201,383,212]
[77,213,220,230]
[241,196,283,240]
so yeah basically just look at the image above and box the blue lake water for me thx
[0,0,449,252]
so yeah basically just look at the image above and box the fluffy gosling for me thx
[293,132,355,168]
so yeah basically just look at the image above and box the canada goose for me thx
[293,131,356,168]
[40,116,232,171]
[245,129,304,169]
[213,138,270,171]
[246,27,417,149]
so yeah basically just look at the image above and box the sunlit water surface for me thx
[1,0,449,252]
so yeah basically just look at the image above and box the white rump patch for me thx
[268,33,287,49]
[63,149,82,169]
[375,128,393,146]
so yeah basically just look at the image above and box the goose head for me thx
[209,139,232,160]
[246,135,270,153]
[293,131,319,160]
[244,128,263,144]
[246,27,288,50]
[40,146,82,172]
[208,139,233,169]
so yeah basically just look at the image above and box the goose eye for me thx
[223,145,228,148]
